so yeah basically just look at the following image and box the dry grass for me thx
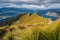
[0,13,60,40]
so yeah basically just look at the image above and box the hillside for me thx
[0,13,60,40]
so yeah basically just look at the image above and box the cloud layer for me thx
[46,12,60,17]
[0,0,60,9]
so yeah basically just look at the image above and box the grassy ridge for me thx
[0,13,60,40]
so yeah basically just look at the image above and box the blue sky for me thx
[0,0,60,9]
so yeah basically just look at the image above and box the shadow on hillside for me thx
[0,13,25,27]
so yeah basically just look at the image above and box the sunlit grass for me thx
[0,13,60,40]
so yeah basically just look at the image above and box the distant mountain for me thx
[0,7,60,22]
[0,7,60,14]
[0,7,36,13]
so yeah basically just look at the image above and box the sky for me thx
[0,0,60,19]
[0,0,60,9]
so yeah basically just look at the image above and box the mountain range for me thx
[0,7,60,23]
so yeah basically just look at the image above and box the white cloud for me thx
[0,0,60,10]
[0,0,60,4]
[7,3,46,9]
[42,0,52,3]
[8,3,60,9]
[39,5,46,9]
[0,16,11,20]
[39,3,60,9]
[46,3,60,9]
[46,12,60,17]
[8,0,60,4]
[9,0,38,2]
